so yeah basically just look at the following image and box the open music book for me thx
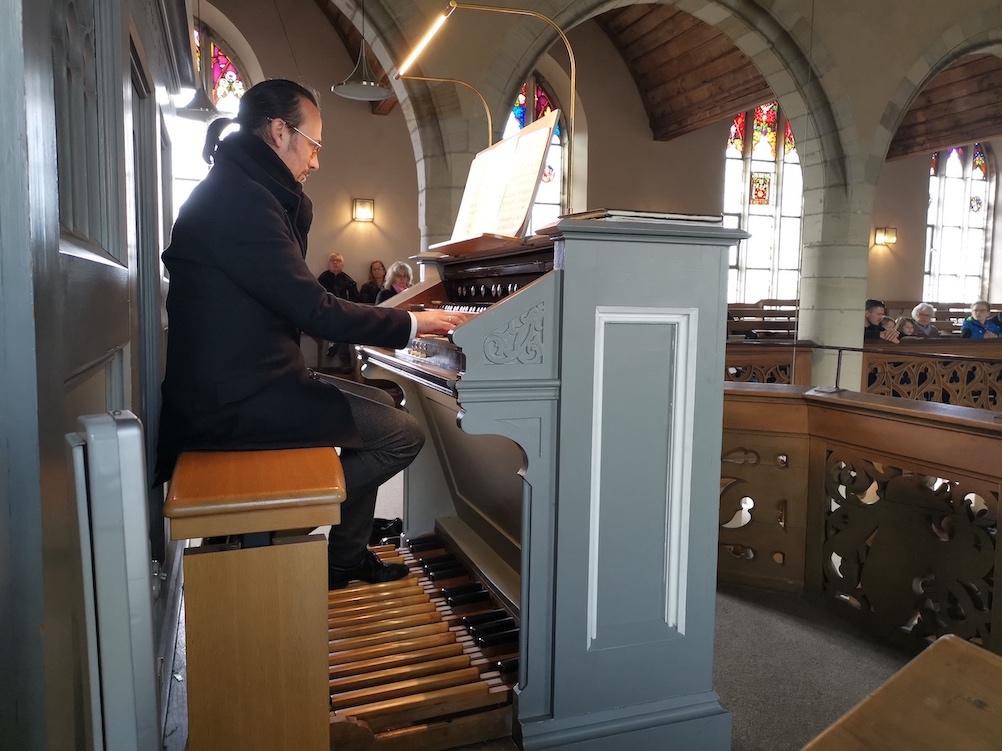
[430,109,560,255]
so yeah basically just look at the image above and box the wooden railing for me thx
[864,340,1002,411]
[719,383,1002,654]
[725,340,814,385]
[723,339,1002,412]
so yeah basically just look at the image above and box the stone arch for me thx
[873,12,1002,166]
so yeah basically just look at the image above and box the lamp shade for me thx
[333,49,393,101]
[875,227,897,245]
[177,86,218,121]
[352,198,375,222]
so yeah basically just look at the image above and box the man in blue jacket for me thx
[156,79,467,589]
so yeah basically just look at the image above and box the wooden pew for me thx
[727,298,798,339]
[164,447,346,751]
[805,635,1002,750]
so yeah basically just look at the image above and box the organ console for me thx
[351,217,747,749]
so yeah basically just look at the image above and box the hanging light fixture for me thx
[333,0,393,101]
[177,0,219,121]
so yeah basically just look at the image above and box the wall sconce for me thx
[874,227,897,245]
[352,198,375,222]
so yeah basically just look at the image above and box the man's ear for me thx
[266,117,285,148]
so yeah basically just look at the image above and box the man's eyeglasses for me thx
[269,117,322,158]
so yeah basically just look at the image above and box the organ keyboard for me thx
[358,217,747,749]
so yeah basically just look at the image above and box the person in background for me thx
[376,261,414,304]
[960,300,1001,339]
[864,299,899,343]
[318,252,359,372]
[358,260,386,304]
[895,316,918,338]
[910,303,941,337]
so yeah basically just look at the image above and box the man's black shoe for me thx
[369,517,403,545]
[329,549,409,590]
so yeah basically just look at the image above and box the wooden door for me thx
[20,0,157,746]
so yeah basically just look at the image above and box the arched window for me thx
[170,22,248,218]
[723,102,803,303]
[925,143,994,302]
[503,74,565,233]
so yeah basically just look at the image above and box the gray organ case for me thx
[361,216,746,749]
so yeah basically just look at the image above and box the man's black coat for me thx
[155,131,411,484]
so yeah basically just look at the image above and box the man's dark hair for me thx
[865,298,885,311]
[201,79,320,164]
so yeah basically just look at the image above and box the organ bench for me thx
[163,447,346,751]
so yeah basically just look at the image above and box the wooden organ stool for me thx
[163,447,346,751]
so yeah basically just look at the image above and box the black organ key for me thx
[495,657,519,675]
[446,590,492,608]
[468,617,516,637]
[460,609,507,628]
[428,565,467,582]
[440,583,484,599]
[418,554,455,569]
[406,536,443,552]
[476,629,519,649]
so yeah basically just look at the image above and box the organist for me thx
[154,78,470,591]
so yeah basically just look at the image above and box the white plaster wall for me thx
[868,153,931,303]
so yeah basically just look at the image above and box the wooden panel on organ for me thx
[354,217,746,750]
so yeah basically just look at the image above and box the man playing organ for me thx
[154,79,469,590]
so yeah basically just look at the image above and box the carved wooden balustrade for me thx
[724,340,814,385]
[864,339,1002,411]
[720,383,1002,654]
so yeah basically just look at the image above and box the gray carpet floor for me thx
[713,584,909,750]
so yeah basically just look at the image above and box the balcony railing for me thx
[724,339,1002,411]
[719,384,1001,655]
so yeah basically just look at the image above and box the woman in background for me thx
[376,261,414,304]
[358,260,386,304]
[911,303,941,337]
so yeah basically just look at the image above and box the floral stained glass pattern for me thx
[751,103,778,161]
[727,112,746,159]
[193,25,246,116]
[751,173,771,205]
[212,44,244,113]
[784,121,795,157]
[973,144,987,179]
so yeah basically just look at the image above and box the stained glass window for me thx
[723,102,803,303]
[503,75,565,233]
[924,143,994,302]
[171,21,250,219]
[194,26,246,116]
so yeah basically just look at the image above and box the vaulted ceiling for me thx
[319,1,1002,160]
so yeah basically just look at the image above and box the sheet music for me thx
[450,109,560,242]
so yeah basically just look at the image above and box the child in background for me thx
[895,317,917,338]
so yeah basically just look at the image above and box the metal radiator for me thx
[66,410,159,750]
